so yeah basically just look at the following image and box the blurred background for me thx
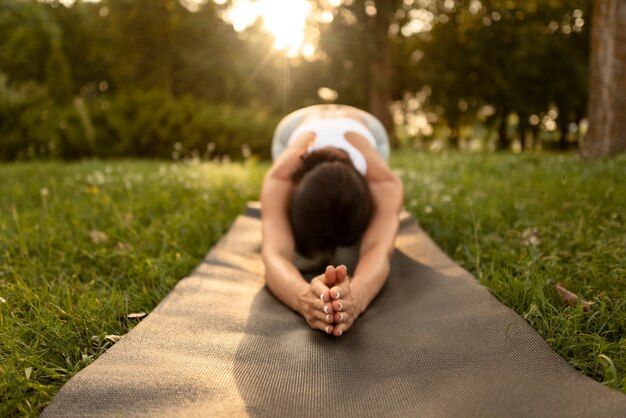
[0,0,609,160]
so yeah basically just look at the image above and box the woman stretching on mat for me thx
[261,104,404,337]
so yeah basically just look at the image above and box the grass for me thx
[0,152,624,415]
[393,152,626,392]
[0,159,266,416]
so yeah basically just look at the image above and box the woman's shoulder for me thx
[267,143,308,181]
[341,132,394,183]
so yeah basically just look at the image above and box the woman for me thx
[261,104,404,337]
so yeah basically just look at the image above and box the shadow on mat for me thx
[231,249,495,417]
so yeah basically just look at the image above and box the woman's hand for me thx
[295,267,337,334]
[329,265,362,337]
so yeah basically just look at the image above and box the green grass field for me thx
[1,152,624,416]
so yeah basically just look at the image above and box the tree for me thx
[0,0,59,84]
[45,42,73,104]
[396,0,589,151]
[312,0,401,138]
[364,0,398,135]
[218,0,403,135]
[48,0,111,94]
[581,0,626,159]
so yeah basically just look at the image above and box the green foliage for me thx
[0,160,267,416]
[90,89,280,159]
[0,81,71,160]
[0,0,284,162]
[0,86,280,161]
[0,0,595,158]
[0,0,60,84]
[45,43,73,105]
[392,0,589,149]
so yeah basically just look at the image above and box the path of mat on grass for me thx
[42,204,626,417]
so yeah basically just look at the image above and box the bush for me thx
[0,81,77,160]
[0,86,281,161]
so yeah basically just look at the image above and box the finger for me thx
[336,265,349,283]
[311,279,331,303]
[312,309,335,324]
[333,311,349,323]
[317,300,334,315]
[332,297,356,314]
[330,284,348,300]
[313,297,333,314]
[308,319,335,334]
[323,265,337,287]
[332,299,344,312]
[323,324,335,335]
[333,319,355,336]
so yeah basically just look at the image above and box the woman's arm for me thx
[328,173,404,336]
[352,176,404,312]
[260,173,305,309]
[261,162,336,333]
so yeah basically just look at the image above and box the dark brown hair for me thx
[289,148,374,259]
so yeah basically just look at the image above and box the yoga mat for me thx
[42,203,626,417]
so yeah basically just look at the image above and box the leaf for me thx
[104,334,122,343]
[598,354,618,388]
[25,367,32,380]
[127,312,147,319]
[117,242,132,251]
[555,282,594,311]
[88,229,108,244]
[0,296,6,304]
[121,212,134,227]
[521,227,541,246]
[486,232,503,243]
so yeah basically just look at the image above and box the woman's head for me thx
[289,148,373,259]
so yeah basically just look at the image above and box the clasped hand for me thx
[297,265,360,337]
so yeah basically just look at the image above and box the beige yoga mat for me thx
[42,203,626,417]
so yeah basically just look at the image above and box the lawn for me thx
[0,152,624,416]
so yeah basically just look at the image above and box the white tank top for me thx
[287,117,377,175]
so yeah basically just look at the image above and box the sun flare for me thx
[224,0,312,57]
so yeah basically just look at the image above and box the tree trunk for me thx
[447,123,460,149]
[496,107,510,151]
[518,113,528,151]
[368,1,395,145]
[531,125,540,150]
[558,127,569,150]
[581,0,626,159]
[556,103,570,150]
